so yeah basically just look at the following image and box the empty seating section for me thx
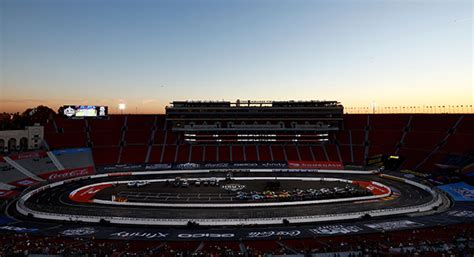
[37,114,472,173]
[204,146,217,162]
[285,145,299,161]
[89,116,125,131]
[410,114,459,132]
[270,145,285,161]
[126,115,155,130]
[352,146,365,165]
[153,130,166,145]
[257,145,272,161]
[120,146,147,164]
[92,147,119,166]
[398,148,430,169]
[457,115,474,134]
[369,114,409,130]
[350,130,366,145]
[245,145,258,161]
[161,145,177,163]
[442,133,474,154]
[190,145,204,162]
[124,129,151,145]
[148,146,163,163]
[53,149,94,169]
[339,145,352,163]
[232,145,245,162]
[55,118,85,133]
[343,115,367,130]
[218,145,231,162]
[311,146,326,161]
[403,131,445,150]
[298,145,313,161]
[325,144,340,162]
[165,131,178,144]
[90,131,121,146]
[335,131,351,145]
[0,160,33,186]
[15,157,57,175]
[369,130,402,149]
[176,144,190,163]
[45,132,87,149]
[417,152,447,172]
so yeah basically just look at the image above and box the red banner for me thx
[39,166,95,181]
[0,189,19,199]
[287,161,344,170]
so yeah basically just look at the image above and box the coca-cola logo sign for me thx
[247,230,301,238]
[46,167,92,181]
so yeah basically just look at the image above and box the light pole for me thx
[118,103,126,115]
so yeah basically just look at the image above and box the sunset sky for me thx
[1,0,472,114]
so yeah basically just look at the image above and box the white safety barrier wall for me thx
[16,170,442,226]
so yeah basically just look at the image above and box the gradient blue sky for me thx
[1,0,472,113]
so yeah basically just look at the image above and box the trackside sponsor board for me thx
[39,166,94,181]
[365,220,424,231]
[288,161,343,170]
[0,189,19,199]
[309,225,365,235]
[438,182,474,202]
[0,216,14,225]
[52,148,91,155]
[8,151,48,160]
[9,178,39,187]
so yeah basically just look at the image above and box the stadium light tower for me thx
[371,101,377,114]
[118,103,126,115]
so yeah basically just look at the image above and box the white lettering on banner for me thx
[81,188,102,196]
[0,226,38,233]
[61,227,97,236]
[111,231,168,239]
[177,233,235,238]
[448,210,474,218]
[247,230,301,238]
[48,168,91,181]
[16,180,36,186]
[365,220,423,231]
[309,225,363,235]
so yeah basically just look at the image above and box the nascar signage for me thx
[287,161,344,170]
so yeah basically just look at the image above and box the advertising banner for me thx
[438,182,474,202]
[0,189,19,199]
[9,151,48,160]
[39,166,95,181]
[288,161,344,170]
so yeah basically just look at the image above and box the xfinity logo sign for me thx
[111,231,169,239]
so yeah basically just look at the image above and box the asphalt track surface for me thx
[97,180,366,203]
[22,172,432,221]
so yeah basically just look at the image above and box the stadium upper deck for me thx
[41,113,474,175]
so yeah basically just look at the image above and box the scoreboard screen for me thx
[60,105,108,119]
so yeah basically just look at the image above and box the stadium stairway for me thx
[2,156,44,182]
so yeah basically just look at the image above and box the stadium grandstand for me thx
[0,101,473,257]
